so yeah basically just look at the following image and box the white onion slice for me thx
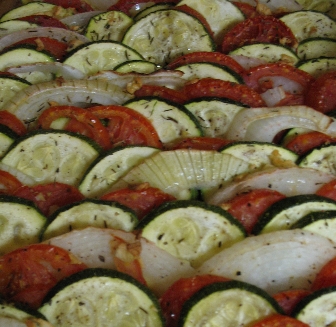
[3,79,132,127]
[0,27,89,53]
[226,106,336,142]
[206,167,335,205]
[261,87,286,107]
[257,0,302,13]
[229,55,268,70]
[0,317,53,327]
[61,11,104,29]
[139,238,196,296]
[198,230,336,294]
[7,62,86,80]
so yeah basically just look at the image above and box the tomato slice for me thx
[272,289,311,315]
[316,180,336,202]
[41,0,94,12]
[11,37,68,61]
[221,189,286,234]
[159,275,230,327]
[88,105,163,149]
[243,63,314,94]
[171,137,233,151]
[0,170,23,195]
[18,14,68,29]
[165,51,245,75]
[0,110,27,136]
[249,314,310,327]
[13,182,85,217]
[182,78,266,107]
[221,16,297,53]
[305,71,336,114]
[0,244,87,309]
[285,131,336,156]
[134,85,189,104]
[37,105,112,150]
[311,256,336,291]
[101,184,176,220]
[232,2,259,19]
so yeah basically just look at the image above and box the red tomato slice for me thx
[272,289,311,315]
[0,110,27,136]
[0,170,23,195]
[311,256,336,291]
[243,63,314,94]
[101,184,176,220]
[222,188,286,234]
[305,71,336,114]
[18,14,68,29]
[285,131,336,156]
[37,105,112,150]
[41,0,94,12]
[249,314,310,327]
[13,182,85,217]
[108,0,180,15]
[0,244,87,309]
[88,105,163,149]
[134,85,189,104]
[11,37,68,61]
[171,137,233,150]
[159,275,230,327]
[221,16,297,53]
[316,180,336,202]
[182,78,266,107]
[165,51,245,75]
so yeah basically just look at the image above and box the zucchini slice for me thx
[133,3,174,21]
[138,200,246,267]
[297,37,336,60]
[110,149,251,200]
[179,280,282,327]
[297,57,336,77]
[42,199,138,240]
[253,194,336,235]
[63,40,144,76]
[280,10,336,42]
[0,124,18,159]
[114,60,158,74]
[291,210,336,243]
[293,286,336,326]
[124,97,202,144]
[84,11,134,42]
[184,97,246,138]
[39,268,164,327]
[0,20,38,38]
[1,130,100,186]
[0,195,46,255]
[220,141,298,170]
[122,9,215,66]
[79,145,160,198]
[229,43,299,65]
[295,0,335,14]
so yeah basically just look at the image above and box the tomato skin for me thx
[0,170,23,195]
[88,105,163,149]
[182,78,266,108]
[159,275,230,327]
[221,189,286,234]
[221,16,297,53]
[134,85,189,104]
[171,137,233,151]
[305,71,336,114]
[273,289,311,315]
[18,14,68,29]
[249,314,310,327]
[243,63,314,94]
[285,131,336,156]
[0,110,27,136]
[101,184,176,220]
[13,182,85,217]
[316,180,336,202]
[37,105,112,150]
[0,244,87,309]
[311,256,336,291]
[165,51,245,75]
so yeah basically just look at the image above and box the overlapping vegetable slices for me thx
[1,0,336,326]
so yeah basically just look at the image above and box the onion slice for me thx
[2,79,133,128]
[60,11,104,30]
[226,106,336,142]
[206,166,335,204]
[198,229,336,294]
